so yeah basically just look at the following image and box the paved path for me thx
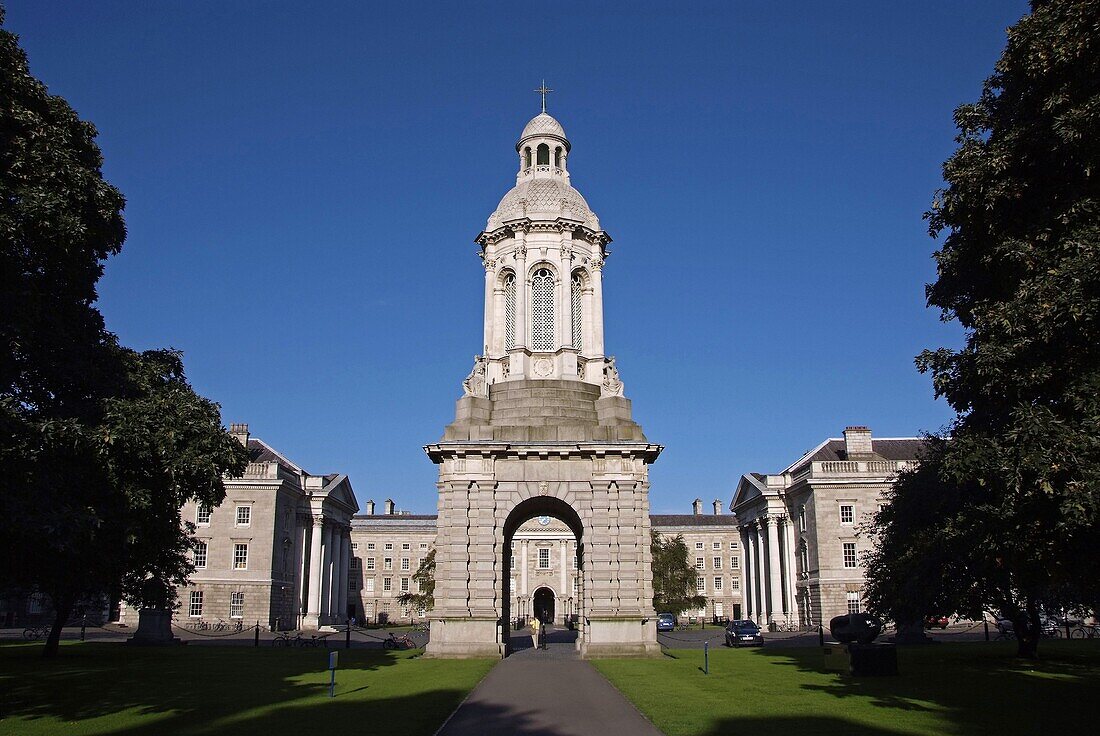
[437,629,663,736]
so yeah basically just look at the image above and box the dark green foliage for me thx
[651,531,707,616]
[0,10,248,656]
[397,547,435,612]
[867,0,1100,658]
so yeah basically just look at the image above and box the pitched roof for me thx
[651,514,737,527]
[246,438,302,474]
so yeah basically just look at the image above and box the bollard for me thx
[254,621,260,647]
[345,619,351,649]
[81,613,87,642]
[703,640,709,675]
[818,624,824,647]
[1066,621,1071,640]
[984,620,990,641]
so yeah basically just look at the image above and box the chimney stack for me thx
[229,423,249,447]
[843,426,874,459]
[384,498,395,515]
[366,499,375,515]
[692,498,703,515]
[713,499,722,515]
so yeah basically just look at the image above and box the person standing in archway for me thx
[540,612,551,649]
[530,614,540,651]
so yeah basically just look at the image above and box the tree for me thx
[0,11,248,656]
[651,531,707,616]
[397,548,435,614]
[866,0,1100,658]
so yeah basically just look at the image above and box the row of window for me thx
[352,576,415,595]
[508,549,579,570]
[196,504,251,527]
[188,590,244,619]
[354,556,419,572]
[193,541,249,570]
[693,541,739,551]
[522,143,564,169]
[356,542,429,552]
[695,576,741,594]
[695,556,740,571]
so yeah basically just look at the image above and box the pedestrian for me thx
[530,615,540,650]
[541,614,551,650]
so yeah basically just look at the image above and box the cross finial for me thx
[535,80,553,113]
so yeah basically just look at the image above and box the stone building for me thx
[348,500,742,627]
[652,499,743,621]
[122,425,359,630]
[731,426,923,628]
[424,105,663,658]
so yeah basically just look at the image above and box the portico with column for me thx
[299,474,358,629]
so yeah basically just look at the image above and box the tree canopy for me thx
[651,531,707,616]
[0,9,247,656]
[866,0,1100,658]
[396,547,435,614]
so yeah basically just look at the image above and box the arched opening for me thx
[503,271,516,350]
[554,146,562,167]
[530,267,555,351]
[502,495,584,656]
[524,147,532,169]
[570,272,584,350]
[533,587,555,623]
[536,143,550,166]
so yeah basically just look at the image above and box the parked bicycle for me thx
[1070,623,1100,639]
[383,633,416,650]
[272,631,324,647]
[22,626,49,640]
[774,620,800,632]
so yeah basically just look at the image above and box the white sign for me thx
[328,651,339,670]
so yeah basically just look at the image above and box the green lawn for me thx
[0,642,494,736]
[594,642,1100,736]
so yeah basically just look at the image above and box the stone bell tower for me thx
[425,102,662,659]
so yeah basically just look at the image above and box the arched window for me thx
[571,273,583,349]
[554,147,562,167]
[536,143,550,166]
[530,268,555,351]
[504,273,516,349]
[524,147,532,169]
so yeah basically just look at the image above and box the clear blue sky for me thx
[6,1,1029,514]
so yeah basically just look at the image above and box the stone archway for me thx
[425,379,663,659]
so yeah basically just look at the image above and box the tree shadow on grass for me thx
[747,640,1100,734]
[0,641,488,736]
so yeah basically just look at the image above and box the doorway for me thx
[533,587,555,624]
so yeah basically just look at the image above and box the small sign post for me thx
[328,650,339,698]
[703,640,709,675]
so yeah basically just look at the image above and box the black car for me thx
[725,619,764,647]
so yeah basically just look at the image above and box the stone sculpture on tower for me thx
[425,102,662,658]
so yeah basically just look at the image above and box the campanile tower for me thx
[425,104,662,658]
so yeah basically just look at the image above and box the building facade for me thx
[122,424,358,630]
[424,107,663,658]
[652,499,743,621]
[731,426,923,628]
[349,500,741,627]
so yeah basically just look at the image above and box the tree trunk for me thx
[42,596,73,659]
[1014,600,1041,659]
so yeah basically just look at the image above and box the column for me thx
[589,257,605,357]
[557,228,572,351]
[483,260,495,354]
[559,539,567,606]
[319,522,333,622]
[514,229,528,351]
[305,516,324,626]
[781,516,798,624]
[337,529,351,622]
[754,521,767,624]
[766,516,784,624]
[521,539,529,597]
[293,515,308,626]
[739,527,751,619]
